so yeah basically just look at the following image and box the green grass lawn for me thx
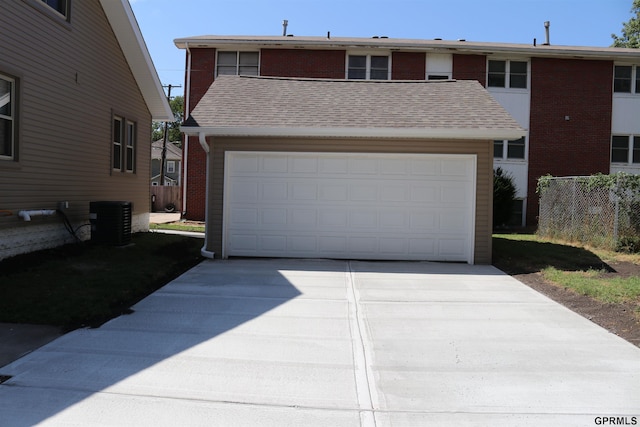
[493,233,640,315]
[0,233,203,330]
[150,222,205,233]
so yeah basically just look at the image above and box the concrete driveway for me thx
[0,259,638,426]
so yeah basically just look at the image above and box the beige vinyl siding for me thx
[0,0,152,231]
[205,137,493,264]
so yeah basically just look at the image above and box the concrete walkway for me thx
[0,259,638,426]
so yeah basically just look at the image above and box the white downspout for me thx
[182,42,193,218]
[198,132,215,259]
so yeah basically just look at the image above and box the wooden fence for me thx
[150,186,182,212]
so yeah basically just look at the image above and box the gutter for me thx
[179,126,526,141]
[174,36,640,61]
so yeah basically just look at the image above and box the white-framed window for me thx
[488,59,528,89]
[347,54,390,80]
[216,51,259,77]
[41,0,69,19]
[0,73,16,160]
[166,160,176,174]
[112,116,123,171]
[494,137,526,160]
[613,65,640,94]
[125,121,135,173]
[611,135,640,164]
[112,115,137,173]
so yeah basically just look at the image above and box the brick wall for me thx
[261,49,346,78]
[188,48,216,111]
[452,54,486,86]
[184,48,216,220]
[527,57,613,224]
[392,52,426,80]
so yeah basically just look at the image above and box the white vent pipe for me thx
[18,210,57,221]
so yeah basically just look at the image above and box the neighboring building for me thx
[0,0,172,260]
[175,35,640,230]
[151,140,182,186]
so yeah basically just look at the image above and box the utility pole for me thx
[160,84,181,186]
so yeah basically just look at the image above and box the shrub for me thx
[494,167,517,228]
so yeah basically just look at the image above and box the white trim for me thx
[174,36,640,61]
[99,0,173,121]
[182,126,525,141]
[222,151,477,263]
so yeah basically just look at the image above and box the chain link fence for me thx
[538,176,640,250]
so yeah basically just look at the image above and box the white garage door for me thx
[223,152,476,262]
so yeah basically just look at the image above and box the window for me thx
[494,137,526,160]
[613,65,640,93]
[216,51,259,76]
[125,121,135,172]
[347,55,390,80]
[112,116,136,173]
[427,75,449,80]
[614,66,632,93]
[0,73,15,160]
[509,199,524,227]
[611,135,640,164]
[112,116,123,170]
[166,160,176,174]
[41,0,69,18]
[488,60,528,89]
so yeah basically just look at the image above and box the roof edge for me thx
[174,35,640,61]
[181,126,525,141]
[100,0,173,121]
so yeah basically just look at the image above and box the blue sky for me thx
[130,0,635,97]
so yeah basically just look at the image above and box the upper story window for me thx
[426,53,452,80]
[494,137,526,160]
[42,0,69,18]
[488,60,528,89]
[613,65,640,93]
[611,135,640,164]
[216,51,259,77]
[0,73,16,160]
[112,116,137,173]
[347,55,390,80]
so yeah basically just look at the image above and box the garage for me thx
[224,152,476,262]
[181,75,524,264]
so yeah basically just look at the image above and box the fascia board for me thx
[181,126,525,141]
[100,0,173,121]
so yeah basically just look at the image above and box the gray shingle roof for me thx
[183,76,524,140]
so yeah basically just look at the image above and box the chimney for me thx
[282,20,288,37]
[543,21,550,45]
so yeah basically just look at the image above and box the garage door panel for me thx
[224,152,475,262]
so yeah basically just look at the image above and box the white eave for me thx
[99,0,173,121]
[181,126,525,141]
[174,35,640,61]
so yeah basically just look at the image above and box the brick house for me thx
[175,35,640,230]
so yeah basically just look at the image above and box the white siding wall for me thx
[611,95,640,175]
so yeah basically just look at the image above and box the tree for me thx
[612,0,640,48]
[152,95,184,144]
[493,168,517,228]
